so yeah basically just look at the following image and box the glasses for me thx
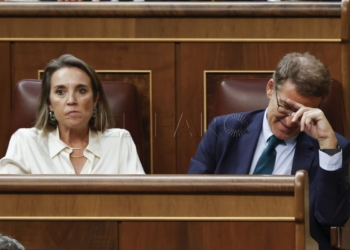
[275,88,298,116]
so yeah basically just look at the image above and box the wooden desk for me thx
[0,171,317,249]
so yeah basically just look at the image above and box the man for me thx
[188,52,350,250]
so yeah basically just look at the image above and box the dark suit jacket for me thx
[188,110,350,250]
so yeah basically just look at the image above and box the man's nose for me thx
[283,115,296,127]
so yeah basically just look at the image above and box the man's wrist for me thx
[320,145,341,156]
[318,134,338,149]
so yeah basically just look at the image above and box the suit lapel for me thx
[291,133,316,174]
[234,111,264,174]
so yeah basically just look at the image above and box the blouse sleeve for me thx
[0,131,30,174]
[119,131,145,174]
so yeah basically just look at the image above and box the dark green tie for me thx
[253,135,284,174]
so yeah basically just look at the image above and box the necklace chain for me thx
[68,144,87,158]
[70,154,85,158]
[69,145,87,150]
[70,146,84,150]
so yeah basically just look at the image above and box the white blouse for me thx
[0,128,145,174]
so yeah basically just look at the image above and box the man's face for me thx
[266,79,322,140]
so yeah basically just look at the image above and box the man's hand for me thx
[287,98,338,149]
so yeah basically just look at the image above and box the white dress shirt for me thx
[249,109,342,175]
[0,127,145,174]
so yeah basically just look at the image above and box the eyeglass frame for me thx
[274,86,299,116]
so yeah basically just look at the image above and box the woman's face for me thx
[49,67,98,132]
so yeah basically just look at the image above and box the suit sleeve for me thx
[188,119,220,174]
[314,135,350,226]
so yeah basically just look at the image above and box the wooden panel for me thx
[178,42,342,174]
[0,43,11,157]
[0,3,341,40]
[119,221,295,250]
[0,175,295,218]
[9,42,175,174]
[342,0,350,143]
[0,17,340,39]
[0,221,119,250]
[0,193,295,217]
[136,18,340,39]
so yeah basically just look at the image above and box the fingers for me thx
[286,99,317,127]
[284,98,335,145]
[298,109,319,132]
[286,98,304,110]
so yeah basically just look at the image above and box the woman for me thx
[0,54,145,174]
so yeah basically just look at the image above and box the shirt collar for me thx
[48,127,101,158]
[263,109,297,146]
[48,128,68,158]
[86,130,101,158]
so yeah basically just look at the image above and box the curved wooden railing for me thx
[0,171,317,249]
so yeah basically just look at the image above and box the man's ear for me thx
[266,79,274,99]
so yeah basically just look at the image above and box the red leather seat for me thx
[8,79,143,163]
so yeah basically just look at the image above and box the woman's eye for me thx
[56,89,64,95]
[79,88,87,94]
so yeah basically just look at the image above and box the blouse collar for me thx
[48,127,101,158]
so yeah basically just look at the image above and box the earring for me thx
[49,111,56,122]
[92,107,97,118]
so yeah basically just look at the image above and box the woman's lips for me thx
[66,110,79,115]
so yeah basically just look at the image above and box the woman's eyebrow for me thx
[52,84,66,89]
[76,83,89,88]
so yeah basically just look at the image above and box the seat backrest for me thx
[8,79,143,160]
[214,77,347,137]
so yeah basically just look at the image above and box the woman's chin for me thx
[59,122,89,131]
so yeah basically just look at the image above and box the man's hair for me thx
[35,54,115,133]
[0,234,25,250]
[273,52,331,101]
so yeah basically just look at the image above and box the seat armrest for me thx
[330,227,341,249]
[330,223,350,249]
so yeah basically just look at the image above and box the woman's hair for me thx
[273,52,331,101]
[35,54,114,133]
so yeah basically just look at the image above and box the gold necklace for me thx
[70,154,85,158]
[69,145,87,158]
[70,145,87,150]
[70,146,84,150]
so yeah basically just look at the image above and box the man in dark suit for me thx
[188,52,350,250]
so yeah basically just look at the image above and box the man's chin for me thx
[274,130,299,140]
